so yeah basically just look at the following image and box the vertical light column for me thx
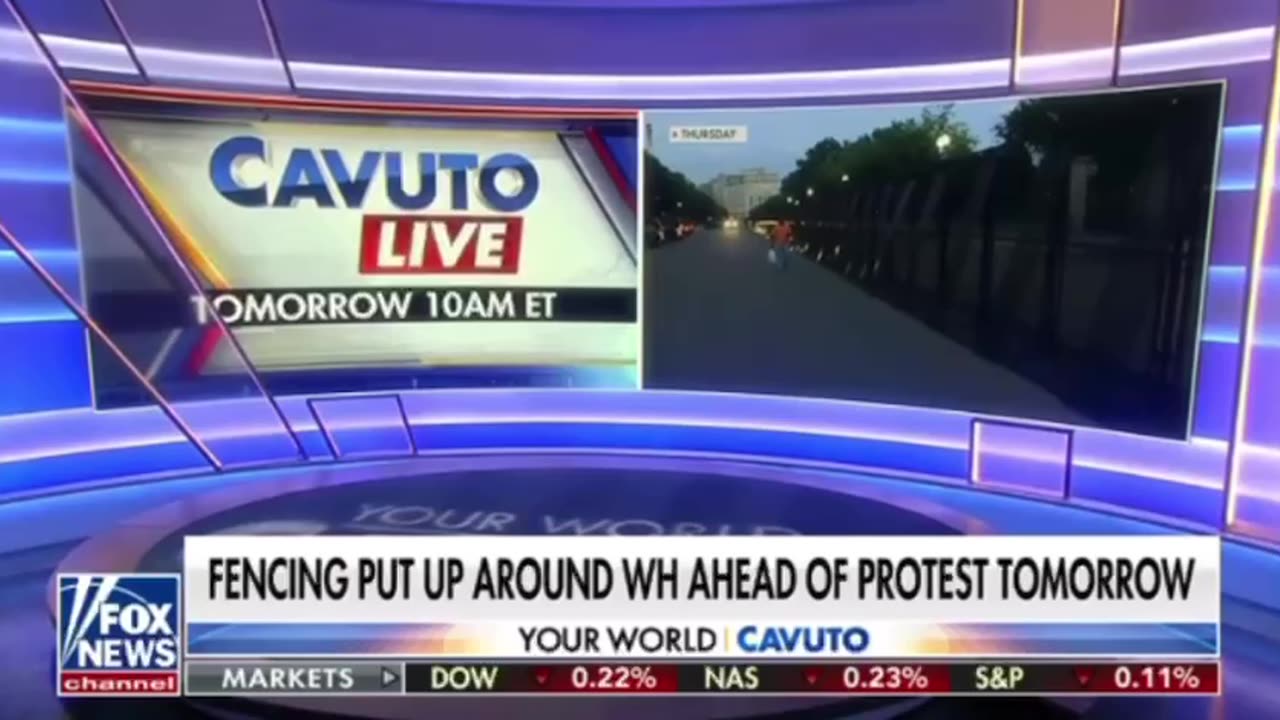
[1116,0,1280,537]
[1015,0,1122,89]
[1228,23,1280,542]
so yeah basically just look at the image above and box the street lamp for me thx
[806,187,814,197]
[935,133,952,153]
[840,174,849,182]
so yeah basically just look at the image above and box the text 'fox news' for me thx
[57,574,182,697]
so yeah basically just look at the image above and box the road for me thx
[644,227,1089,425]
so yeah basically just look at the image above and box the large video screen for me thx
[74,102,639,405]
[643,84,1223,439]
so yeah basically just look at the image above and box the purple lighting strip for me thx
[1119,25,1273,75]
[0,390,1223,487]
[0,28,137,75]
[0,218,221,470]
[1017,47,1116,87]
[2,0,304,460]
[286,57,1013,101]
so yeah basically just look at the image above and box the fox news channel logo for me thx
[57,574,182,697]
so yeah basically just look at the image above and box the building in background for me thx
[701,168,781,217]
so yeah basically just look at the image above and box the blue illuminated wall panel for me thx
[0,322,89,413]
[0,10,89,415]
[598,127,638,191]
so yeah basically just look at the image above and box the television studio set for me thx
[0,0,1276,718]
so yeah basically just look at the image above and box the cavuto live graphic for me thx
[57,574,182,697]
[90,115,639,377]
[208,135,538,277]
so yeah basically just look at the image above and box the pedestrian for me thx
[769,220,793,270]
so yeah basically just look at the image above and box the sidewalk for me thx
[644,228,1089,426]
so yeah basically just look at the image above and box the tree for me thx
[644,152,725,221]
[997,85,1221,178]
[748,194,796,221]
[997,85,1220,228]
[760,105,979,218]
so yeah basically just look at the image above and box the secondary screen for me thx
[644,84,1223,438]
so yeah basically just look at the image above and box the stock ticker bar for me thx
[186,661,406,696]
[184,660,1220,697]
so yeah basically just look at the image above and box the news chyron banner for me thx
[180,535,1221,660]
[88,113,639,392]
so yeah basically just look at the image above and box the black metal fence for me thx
[791,137,1214,436]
